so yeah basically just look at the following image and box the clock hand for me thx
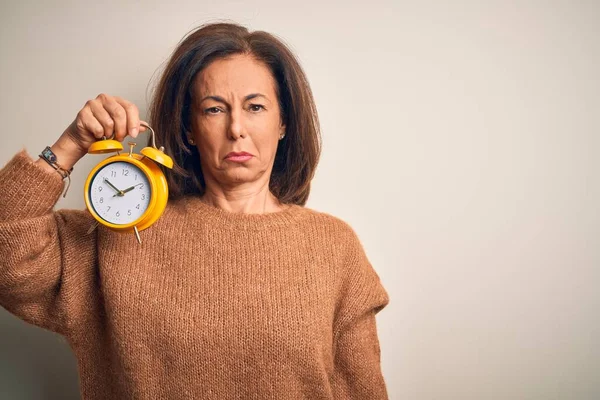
[104,178,124,196]
[117,183,143,196]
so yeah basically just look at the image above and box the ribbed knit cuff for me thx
[0,149,65,220]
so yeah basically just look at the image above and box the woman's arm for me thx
[331,228,390,399]
[0,149,97,336]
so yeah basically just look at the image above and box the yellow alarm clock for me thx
[84,122,173,244]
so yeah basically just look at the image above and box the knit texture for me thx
[0,149,390,400]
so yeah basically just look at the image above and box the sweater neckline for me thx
[183,195,307,230]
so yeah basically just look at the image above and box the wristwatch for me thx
[39,146,73,173]
[38,146,73,197]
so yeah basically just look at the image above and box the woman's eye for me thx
[205,107,221,114]
[249,104,265,112]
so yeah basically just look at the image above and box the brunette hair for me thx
[147,21,321,205]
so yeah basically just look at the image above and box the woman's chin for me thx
[220,169,259,184]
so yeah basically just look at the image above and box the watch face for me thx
[88,161,152,225]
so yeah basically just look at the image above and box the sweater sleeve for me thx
[331,227,390,399]
[0,149,97,336]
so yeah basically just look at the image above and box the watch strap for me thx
[38,146,73,197]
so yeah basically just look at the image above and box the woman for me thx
[0,22,390,399]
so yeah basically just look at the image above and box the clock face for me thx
[88,161,152,225]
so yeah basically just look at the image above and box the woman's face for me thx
[189,54,285,191]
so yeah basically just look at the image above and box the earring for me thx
[188,138,196,145]
[279,132,285,140]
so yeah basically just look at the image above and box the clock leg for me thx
[133,225,142,244]
[86,220,100,235]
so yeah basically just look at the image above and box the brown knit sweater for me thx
[0,149,390,400]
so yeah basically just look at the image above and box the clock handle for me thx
[138,122,174,169]
[140,122,157,149]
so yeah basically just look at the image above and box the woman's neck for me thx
[199,184,287,214]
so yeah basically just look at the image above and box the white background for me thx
[1,0,599,399]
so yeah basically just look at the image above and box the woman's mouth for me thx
[225,152,253,162]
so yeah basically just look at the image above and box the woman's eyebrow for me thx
[200,93,268,105]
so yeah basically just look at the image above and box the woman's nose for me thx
[227,107,247,139]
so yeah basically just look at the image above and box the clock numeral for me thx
[141,194,145,200]
[98,186,103,192]
[116,211,120,217]
[122,169,129,176]
[134,174,137,181]
[111,171,116,177]
[107,206,111,211]
[127,210,132,216]
[139,184,144,189]
[136,204,140,209]
[99,197,104,203]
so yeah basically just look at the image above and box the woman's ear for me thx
[279,123,287,139]
[186,131,196,146]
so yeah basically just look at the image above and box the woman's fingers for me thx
[100,94,128,141]
[87,98,115,138]
[114,96,141,139]
[89,94,145,141]
[64,94,147,155]
[77,106,106,140]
